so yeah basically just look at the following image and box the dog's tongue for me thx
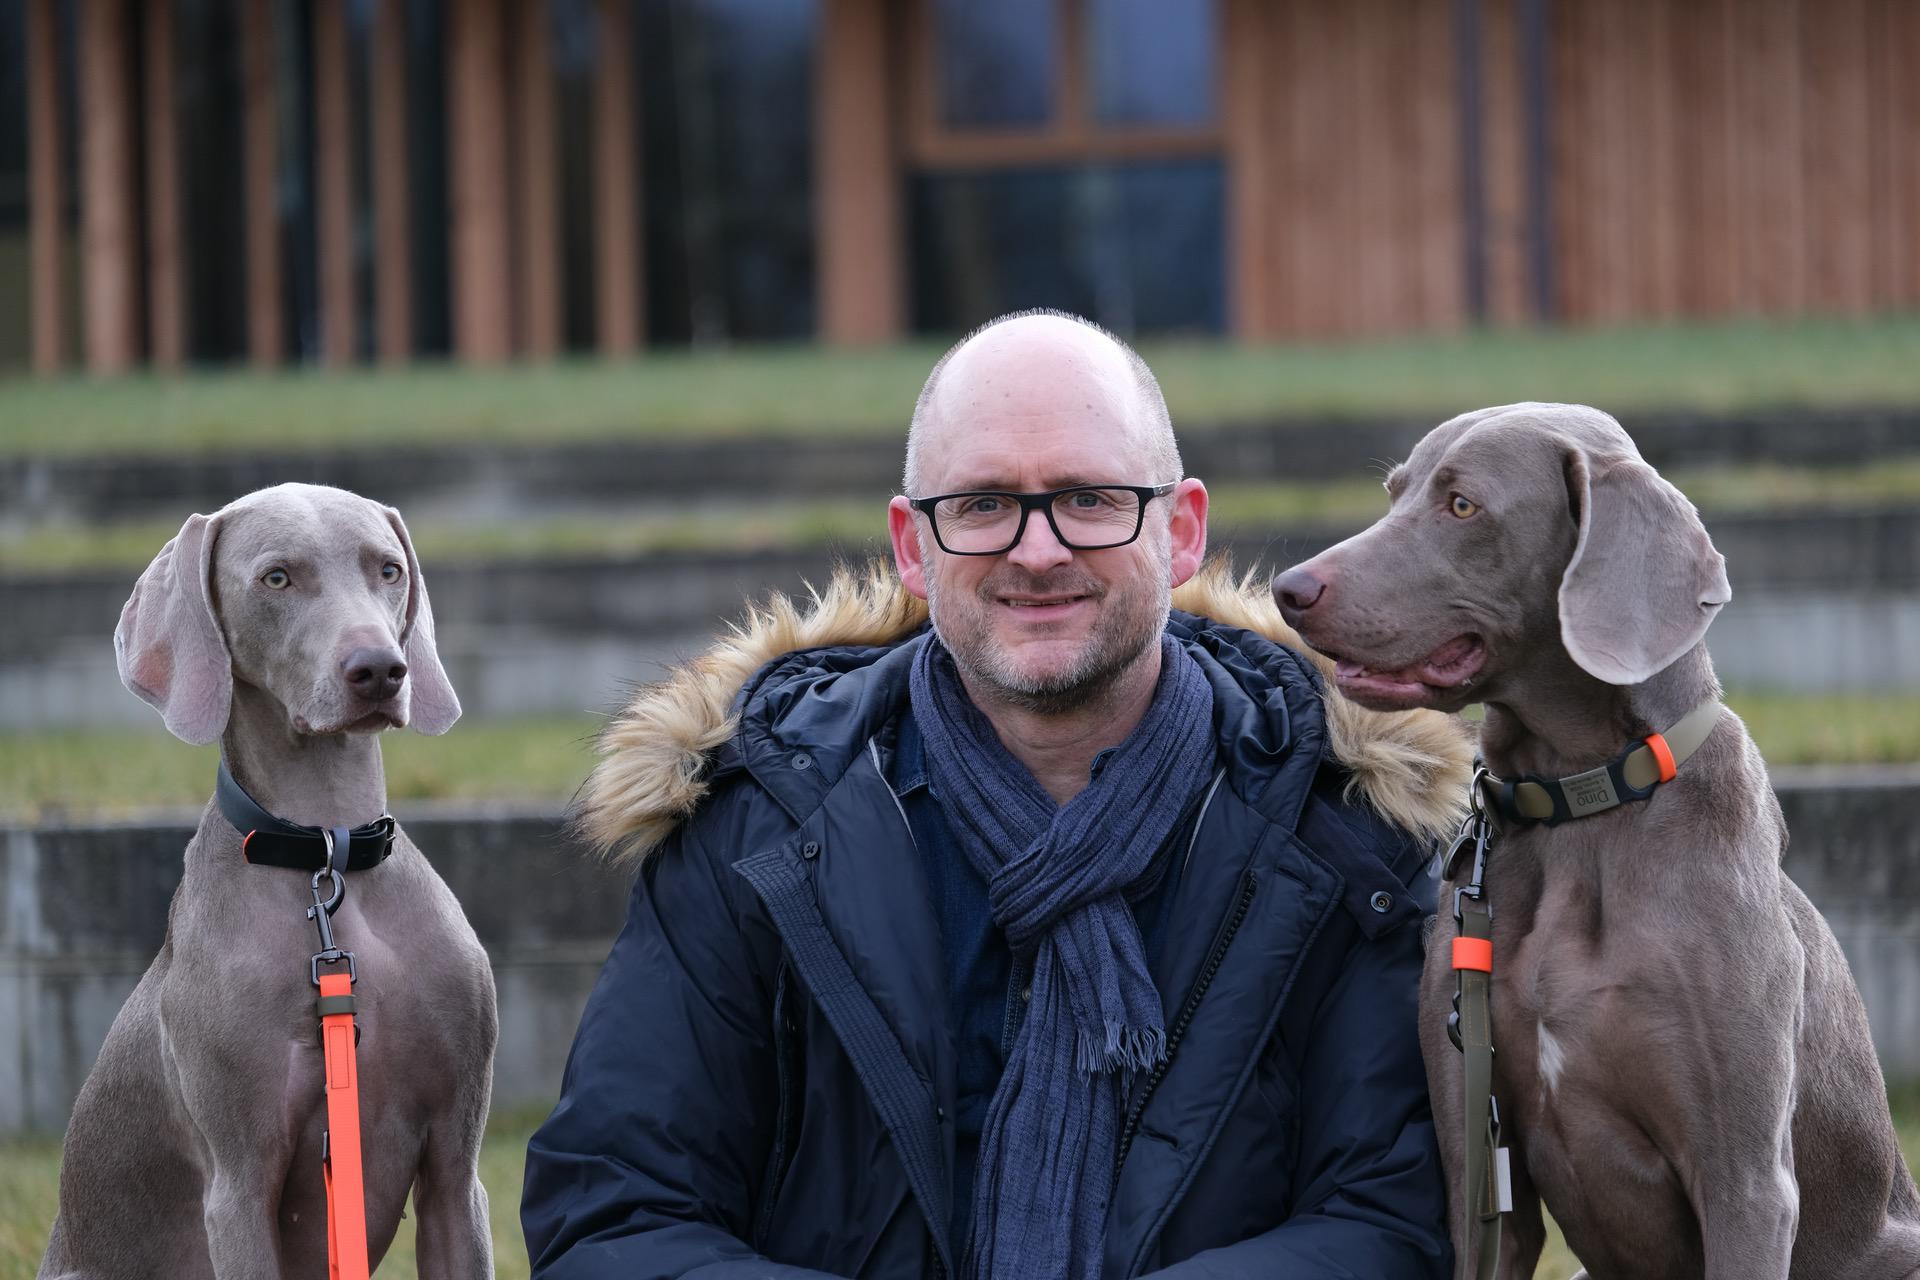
[1337,635,1484,689]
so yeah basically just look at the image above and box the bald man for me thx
[525,311,1464,1280]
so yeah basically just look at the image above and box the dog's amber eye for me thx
[262,568,290,589]
[381,562,403,583]
[1449,494,1480,519]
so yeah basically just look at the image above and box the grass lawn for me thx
[9,459,1920,575]
[2,690,1916,822]
[2,1093,1916,1277]
[3,316,1919,458]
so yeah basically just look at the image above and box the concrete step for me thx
[5,510,1917,727]
[7,406,1918,529]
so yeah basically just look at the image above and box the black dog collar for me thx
[1482,699,1722,827]
[216,760,396,872]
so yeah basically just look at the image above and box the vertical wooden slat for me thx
[593,0,641,354]
[516,0,563,358]
[240,0,283,366]
[144,0,185,367]
[1596,0,1631,323]
[1288,0,1338,337]
[1640,0,1680,320]
[1548,0,1585,323]
[449,0,514,362]
[1887,1,1920,306]
[1222,0,1276,339]
[78,0,140,373]
[313,0,355,365]
[1349,0,1387,334]
[1416,0,1464,330]
[816,0,903,345]
[27,0,66,373]
[1800,0,1873,315]
[1735,0,1804,315]
[370,0,413,362]
[1268,0,1307,337]
[1481,0,1528,326]
[1670,0,1736,316]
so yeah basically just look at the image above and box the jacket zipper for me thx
[1112,866,1259,1182]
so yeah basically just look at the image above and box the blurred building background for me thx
[4,0,1920,373]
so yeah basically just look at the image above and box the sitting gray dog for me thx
[1272,404,1920,1280]
[41,483,497,1280]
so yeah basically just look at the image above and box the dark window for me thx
[933,0,1053,129]
[0,0,29,368]
[1088,0,1216,127]
[910,159,1224,338]
[637,0,814,344]
[177,0,249,363]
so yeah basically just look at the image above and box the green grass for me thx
[0,1106,541,1280]
[2,1094,1915,1277]
[3,689,1917,821]
[4,315,1919,457]
[0,717,602,822]
[9,458,1920,575]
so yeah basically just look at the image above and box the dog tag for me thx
[1561,765,1620,817]
[1494,1147,1514,1215]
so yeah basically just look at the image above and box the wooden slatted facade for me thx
[15,0,1920,372]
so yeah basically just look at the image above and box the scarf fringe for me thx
[1077,1021,1169,1077]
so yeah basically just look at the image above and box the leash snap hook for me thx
[306,832,355,987]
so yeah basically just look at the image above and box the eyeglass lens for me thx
[933,488,1143,552]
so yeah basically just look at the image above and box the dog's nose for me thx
[1272,567,1327,618]
[343,647,408,702]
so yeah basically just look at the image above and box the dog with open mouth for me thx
[1273,403,1920,1280]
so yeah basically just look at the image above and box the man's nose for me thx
[1005,506,1074,572]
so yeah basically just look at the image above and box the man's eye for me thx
[964,496,1006,515]
[262,568,290,589]
[1066,490,1109,510]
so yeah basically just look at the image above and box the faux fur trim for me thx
[575,560,1473,864]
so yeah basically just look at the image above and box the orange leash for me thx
[318,970,370,1280]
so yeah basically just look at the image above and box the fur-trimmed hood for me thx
[576,560,1474,863]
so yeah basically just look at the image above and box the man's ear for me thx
[889,497,930,600]
[1167,478,1208,588]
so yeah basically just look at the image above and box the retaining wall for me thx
[2,771,1916,1136]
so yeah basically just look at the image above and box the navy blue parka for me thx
[524,580,1466,1280]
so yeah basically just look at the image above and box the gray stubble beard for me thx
[922,534,1173,718]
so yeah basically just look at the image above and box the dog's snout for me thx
[1272,567,1327,618]
[343,647,408,702]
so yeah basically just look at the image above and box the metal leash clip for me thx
[307,829,357,987]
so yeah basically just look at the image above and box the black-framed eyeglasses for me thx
[907,483,1177,556]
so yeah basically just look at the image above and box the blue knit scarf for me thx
[909,632,1217,1280]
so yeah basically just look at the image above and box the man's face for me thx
[888,321,1208,714]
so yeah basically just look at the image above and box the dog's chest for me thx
[1486,866,1701,1273]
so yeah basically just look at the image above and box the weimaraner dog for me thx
[40,483,497,1279]
[1272,404,1920,1280]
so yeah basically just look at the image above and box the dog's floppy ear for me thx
[384,505,461,735]
[1558,447,1730,685]
[116,512,232,744]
